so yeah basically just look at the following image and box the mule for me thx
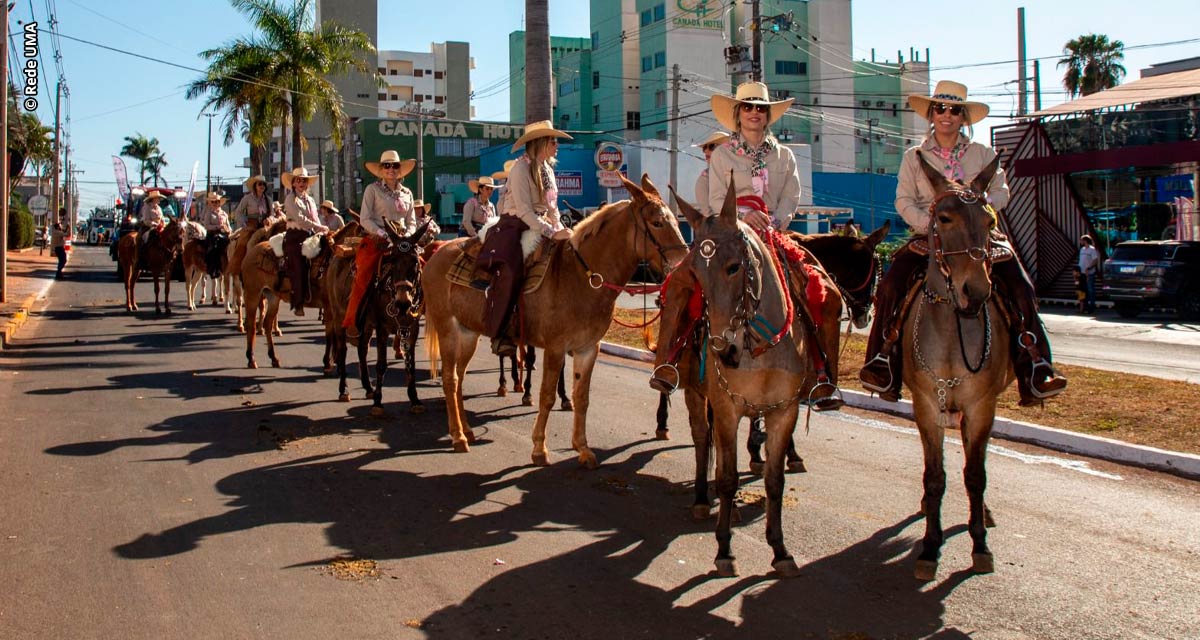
[421,174,688,465]
[325,221,429,415]
[677,182,814,578]
[116,220,186,315]
[901,152,1013,581]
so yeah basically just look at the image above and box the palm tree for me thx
[525,0,551,122]
[145,154,169,187]
[1058,34,1126,98]
[120,133,162,185]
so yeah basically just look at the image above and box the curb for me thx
[598,341,1200,480]
[0,292,41,350]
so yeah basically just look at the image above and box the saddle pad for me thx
[478,217,543,258]
[445,242,551,294]
[267,232,323,259]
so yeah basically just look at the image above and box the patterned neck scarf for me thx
[730,132,777,180]
[376,180,409,213]
[931,139,969,182]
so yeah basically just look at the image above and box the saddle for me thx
[444,236,552,294]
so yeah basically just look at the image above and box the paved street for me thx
[1,247,1198,639]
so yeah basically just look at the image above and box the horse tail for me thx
[426,321,441,381]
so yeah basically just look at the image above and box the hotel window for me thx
[463,139,488,157]
[775,60,807,75]
[593,71,600,89]
[654,90,666,109]
[434,138,463,157]
[626,111,640,130]
[591,31,599,49]
[640,9,652,26]
[653,3,665,22]
[593,104,600,123]
[654,51,666,68]
[641,56,652,73]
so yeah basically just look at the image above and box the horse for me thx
[421,174,688,465]
[223,229,244,317]
[676,182,814,578]
[901,152,1013,581]
[116,219,186,315]
[239,226,342,369]
[181,222,223,311]
[325,221,430,415]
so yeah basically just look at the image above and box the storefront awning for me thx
[1024,68,1200,117]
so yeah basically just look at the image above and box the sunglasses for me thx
[933,103,965,116]
[549,139,560,145]
[702,144,716,152]
[381,162,403,169]
[740,103,770,114]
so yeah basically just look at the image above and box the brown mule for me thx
[420,174,688,466]
[116,220,185,315]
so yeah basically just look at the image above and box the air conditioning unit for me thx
[860,100,870,107]
[876,100,885,107]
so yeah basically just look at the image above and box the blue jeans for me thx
[54,246,67,278]
[1084,272,1097,312]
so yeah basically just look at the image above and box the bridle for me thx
[835,248,880,321]
[379,237,425,320]
[571,199,688,291]
[699,231,764,356]
[927,187,996,315]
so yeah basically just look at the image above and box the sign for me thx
[27,194,48,217]
[673,0,724,30]
[594,142,624,171]
[112,156,130,200]
[556,171,583,197]
[597,170,627,189]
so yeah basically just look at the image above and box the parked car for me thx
[33,228,47,247]
[1101,240,1200,320]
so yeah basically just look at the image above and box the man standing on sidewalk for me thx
[1078,235,1100,314]
[51,213,68,280]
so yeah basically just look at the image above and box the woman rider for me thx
[478,121,574,357]
[230,175,272,274]
[281,167,329,317]
[343,150,418,340]
[858,80,1067,405]
[461,175,500,238]
[693,130,730,216]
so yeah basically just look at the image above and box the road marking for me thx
[835,413,1124,480]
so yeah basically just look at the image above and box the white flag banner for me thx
[112,156,130,200]
[182,161,200,220]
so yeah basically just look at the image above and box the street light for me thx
[203,112,216,199]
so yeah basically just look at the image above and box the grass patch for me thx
[606,308,1200,455]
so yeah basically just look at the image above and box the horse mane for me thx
[570,199,629,246]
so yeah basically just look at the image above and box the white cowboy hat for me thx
[468,176,500,194]
[206,191,228,204]
[364,150,415,180]
[510,120,573,153]
[907,80,990,126]
[243,175,267,190]
[280,167,319,189]
[692,130,732,149]
[411,199,433,216]
[143,190,166,201]
[319,200,339,213]
[711,81,793,132]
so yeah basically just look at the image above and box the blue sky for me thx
[11,0,1199,214]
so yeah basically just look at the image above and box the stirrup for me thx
[649,363,680,395]
[1027,358,1066,399]
[859,353,894,394]
[808,381,845,412]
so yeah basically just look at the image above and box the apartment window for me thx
[434,96,444,104]
[626,111,640,130]
[593,104,600,123]
[462,139,489,157]
[414,94,424,102]
[390,94,399,101]
[654,51,666,68]
[640,9,652,26]
[641,56,652,73]
[377,67,385,74]
[378,93,387,101]
[591,31,599,49]
[775,60,807,75]
[434,71,444,79]
[426,94,433,99]
[654,90,666,109]
[389,69,398,75]
[592,71,600,89]
[573,77,580,92]
[653,3,665,21]
[434,138,463,157]
[414,69,423,77]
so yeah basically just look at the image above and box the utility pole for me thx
[1,0,9,302]
[307,136,328,202]
[415,113,424,201]
[204,112,215,196]
[867,118,878,229]
[1017,7,1028,116]
[669,64,680,194]
[52,82,62,216]
[1033,59,1042,112]
[750,0,762,81]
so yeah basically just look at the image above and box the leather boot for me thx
[992,258,1068,406]
[490,336,517,357]
[859,246,923,401]
[1014,331,1067,406]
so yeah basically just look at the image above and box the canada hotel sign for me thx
[672,0,723,30]
[377,120,523,141]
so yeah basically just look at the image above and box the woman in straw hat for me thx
[461,175,500,238]
[858,80,1066,405]
[692,130,730,216]
[200,192,232,276]
[281,167,330,317]
[343,150,417,339]
[138,190,168,245]
[319,200,344,233]
[233,175,272,230]
[478,121,574,357]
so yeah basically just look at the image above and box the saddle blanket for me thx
[267,233,323,260]
[444,237,551,294]
[183,221,207,242]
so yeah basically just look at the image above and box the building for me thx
[378,43,473,121]
[508,33,592,125]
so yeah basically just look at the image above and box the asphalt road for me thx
[1,247,1197,640]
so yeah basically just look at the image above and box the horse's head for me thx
[613,174,689,275]
[804,219,888,329]
[159,219,187,254]
[917,150,1001,316]
[381,219,430,314]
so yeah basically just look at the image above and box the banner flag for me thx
[182,161,200,220]
[112,156,130,200]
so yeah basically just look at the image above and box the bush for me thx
[7,199,34,250]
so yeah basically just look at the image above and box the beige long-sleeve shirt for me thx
[360,180,416,236]
[284,192,325,232]
[707,138,800,226]
[895,135,1010,232]
[502,156,558,238]
[233,194,271,228]
[694,169,711,216]
[200,207,232,234]
[461,196,496,237]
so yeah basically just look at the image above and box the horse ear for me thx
[971,150,1004,196]
[621,175,646,202]
[915,150,951,194]
[408,219,431,243]
[640,173,662,200]
[384,219,404,244]
[563,200,585,218]
[668,184,702,229]
[719,170,738,228]
[865,219,891,250]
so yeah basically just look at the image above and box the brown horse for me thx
[676,182,813,578]
[902,152,1013,581]
[116,220,186,314]
[421,174,688,465]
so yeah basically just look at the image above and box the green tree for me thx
[525,0,551,123]
[146,154,169,187]
[1058,34,1126,98]
[120,133,162,186]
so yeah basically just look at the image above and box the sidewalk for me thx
[0,247,59,350]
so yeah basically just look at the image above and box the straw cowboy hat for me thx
[692,130,731,149]
[411,199,433,216]
[143,190,166,201]
[243,175,267,190]
[711,81,793,132]
[319,200,339,213]
[491,159,518,182]
[468,176,501,193]
[280,167,319,189]
[206,191,228,205]
[364,150,415,180]
[907,80,990,126]
[510,120,573,153]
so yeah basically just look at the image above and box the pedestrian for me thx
[858,80,1066,406]
[343,150,417,341]
[478,121,573,357]
[691,130,730,216]
[461,175,499,238]
[280,167,329,317]
[1078,234,1100,314]
[319,200,345,232]
[51,214,68,280]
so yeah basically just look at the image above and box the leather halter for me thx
[570,199,687,290]
[928,188,995,283]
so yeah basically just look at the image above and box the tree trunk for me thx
[291,89,304,169]
[250,143,264,178]
[525,0,552,123]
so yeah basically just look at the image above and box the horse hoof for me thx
[691,504,711,521]
[531,452,549,466]
[984,508,997,528]
[338,393,351,403]
[748,461,764,475]
[465,429,477,444]
[972,553,995,574]
[521,396,533,407]
[370,406,386,418]
[786,459,807,474]
[772,557,801,578]
[578,451,598,469]
[452,441,470,453]
[409,403,426,414]
[514,383,525,393]
[225,309,232,315]
[238,327,246,334]
[714,559,737,577]
[497,386,507,397]
[655,429,670,441]
[560,400,573,411]
[914,560,938,582]
[323,366,334,376]
[270,359,281,368]
[247,360,258,369]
